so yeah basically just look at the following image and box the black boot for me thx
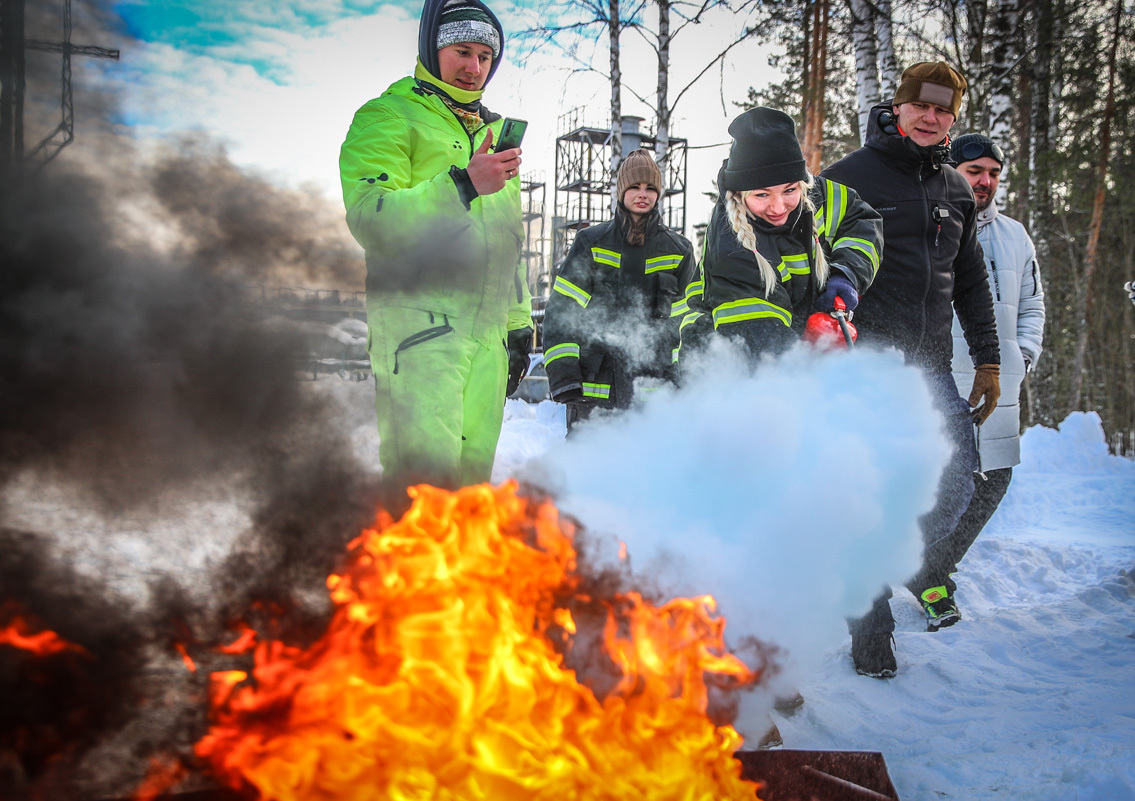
[851,633,897,678]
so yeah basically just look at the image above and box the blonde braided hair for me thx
[724,174,829,299]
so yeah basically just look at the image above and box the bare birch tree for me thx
[847,0,879,143]
[875,0,899,100]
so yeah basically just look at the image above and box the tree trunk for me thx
[876,0,899,100]
[989,0,1018,205]
[1027,0,1054,237]
[609,0,622,203]
[1068,0,1122,411]
[965,0,989,132]
[656,0,671,180]
[848,0,879,144]
[802,0,829,172]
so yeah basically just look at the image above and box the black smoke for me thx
[1,2,388,796]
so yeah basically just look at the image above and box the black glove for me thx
[813,274,859,313]
[551,385,585,404]
[505,327,533,397]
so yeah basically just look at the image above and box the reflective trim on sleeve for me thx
[712,298,792,329]
[645,254,684,273]
[544,342,580,364]
[552,276,591,307]
[821,179,848,241]
[591,247,621,268]
[834,236,880,273]
[582,382,611,399]
[679,311,703,332]
[672,279,704,316]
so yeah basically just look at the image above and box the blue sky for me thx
[93,0,775,231]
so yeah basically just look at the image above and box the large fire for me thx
[192,481,765,800]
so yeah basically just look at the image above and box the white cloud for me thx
[108,2,779,239]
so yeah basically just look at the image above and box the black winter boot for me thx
[851,633,897,678]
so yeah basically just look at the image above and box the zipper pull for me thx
[932,205,949,249]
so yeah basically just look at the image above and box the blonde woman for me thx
[679,107,882,360]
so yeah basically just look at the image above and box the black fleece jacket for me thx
[821,105,999,372]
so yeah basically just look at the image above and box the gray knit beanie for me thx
[436,0,500,58]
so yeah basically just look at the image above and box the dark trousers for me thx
[565,400,594,435]
[849,371,979,636]
[907,466,1012,596]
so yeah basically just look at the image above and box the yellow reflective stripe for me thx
[592,247,621,268]
[672,278,703,317]
[671,344,681,364]
[712,298,792,328]
[826,179,847,240]
[679,311,703,332]
[544,343,580,364]
[645,254,683,273]
[834,236,880,273]
[552,276,591,307]
[582,382,611,399]
[778,252,810,280]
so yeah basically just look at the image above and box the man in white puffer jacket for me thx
[932,133,1045,624]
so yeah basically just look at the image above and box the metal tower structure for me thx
[0,0,119,171]
[519,170,549,299]
[552,109,687,269]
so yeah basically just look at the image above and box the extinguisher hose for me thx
[834,311,855,348]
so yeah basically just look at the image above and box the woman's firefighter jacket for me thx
[339,67,531,335]
[678,173,882,357]
[821,105,999,373]
[543,208,696,407]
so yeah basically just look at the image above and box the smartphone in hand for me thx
[494,118,527,152]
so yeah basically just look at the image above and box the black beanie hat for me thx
[721,107,807,191]
[950,133,1005,166]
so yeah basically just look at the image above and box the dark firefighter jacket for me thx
[821,104,999,372]
[543,207,696,407]
[679,171,882,358]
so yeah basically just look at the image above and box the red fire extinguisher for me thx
[803,296,857,349]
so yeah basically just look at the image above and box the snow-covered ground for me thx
[493,370,1135,801]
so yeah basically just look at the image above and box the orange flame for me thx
[218,623,258,655]
[174,642,197,672]
[0,602,89,658]
[195,482,762,800]
[133,755,188,801]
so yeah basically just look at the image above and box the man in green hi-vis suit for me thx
[340,0,533,510]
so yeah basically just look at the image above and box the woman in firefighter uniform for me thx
[678,107,883,361]
[543,149,696,430]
